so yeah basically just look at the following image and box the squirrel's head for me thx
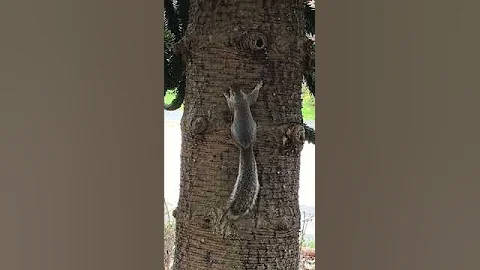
[230,88,249,103]
[223,81,262,110]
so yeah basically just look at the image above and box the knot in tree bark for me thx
[240,31,268,51]
[282,124,305,148]
[191,117,208,134]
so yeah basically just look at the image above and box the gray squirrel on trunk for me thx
[223,81,263,220]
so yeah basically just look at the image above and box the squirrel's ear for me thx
[247,81,262,105]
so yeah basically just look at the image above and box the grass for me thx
[164,85,315,120]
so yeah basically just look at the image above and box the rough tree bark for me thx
[173,1,308,269]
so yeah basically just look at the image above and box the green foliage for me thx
[176,0,190,37]
[301,85,315,120]
[305,1,315,36]
[164,28,175,52]
[164,26,184,92]
[301,238,315,249]
[164,0,188,108]
[304,70,315,97]
[164,28,176,92]
[164,0,180,41]
[164,89,184,110]
[164,89,175,105]
[304,1,315,98]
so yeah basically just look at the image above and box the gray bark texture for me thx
[173,0,308,269]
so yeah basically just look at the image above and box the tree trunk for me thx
[173,1,307,269]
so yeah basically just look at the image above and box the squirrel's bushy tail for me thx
[226,147,259,220]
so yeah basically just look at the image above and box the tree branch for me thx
[303,123,315,144]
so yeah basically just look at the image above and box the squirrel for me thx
[222,81,263,220]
